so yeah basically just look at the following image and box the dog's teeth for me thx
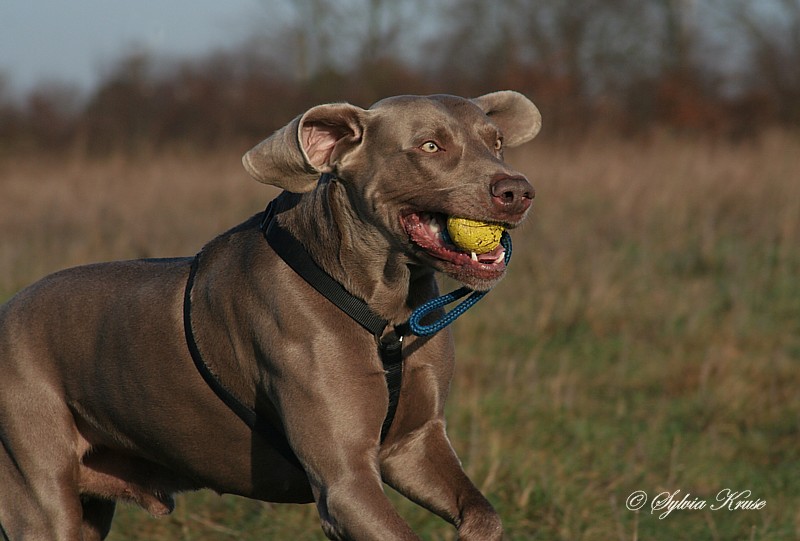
[494,251,505,264]
[429,221,440,234]
[471,251,478,262]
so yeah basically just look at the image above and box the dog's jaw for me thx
[400,211,508,291]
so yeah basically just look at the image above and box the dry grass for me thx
[0,149,278,298]
[450,131,800,540]
[1,132,798,540]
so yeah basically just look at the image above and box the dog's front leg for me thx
[380,420,503,541]
[275,378,420,540]
[309,461,418,541]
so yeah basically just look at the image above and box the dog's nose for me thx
[490,175,534,216]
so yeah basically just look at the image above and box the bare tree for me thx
[726,0,800,123]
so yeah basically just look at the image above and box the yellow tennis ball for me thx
[446,217,504,254]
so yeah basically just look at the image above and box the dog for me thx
[0,91,540,540]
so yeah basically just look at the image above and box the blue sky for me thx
[0,0,263,96]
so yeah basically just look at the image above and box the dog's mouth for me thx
[401,212,508,289]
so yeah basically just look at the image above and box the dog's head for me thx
[243,91,541,291]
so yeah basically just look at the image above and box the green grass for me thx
[2,132,799,540]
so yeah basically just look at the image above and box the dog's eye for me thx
[420,141,440,153]
[494,138,503,151]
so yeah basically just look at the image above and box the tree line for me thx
[2,0,798,156]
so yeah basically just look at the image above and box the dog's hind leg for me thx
[0,381,86,540]
[0,437,85,540]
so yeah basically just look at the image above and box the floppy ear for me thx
[242,103,366,192]
[472,91,542,147]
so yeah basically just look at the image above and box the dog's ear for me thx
[472,91,542,148]
[242,103,366,192]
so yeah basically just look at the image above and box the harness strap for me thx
[183,254,303,468]
[261,203,388,337]
[262,201,404,442]
[378,332,404,441]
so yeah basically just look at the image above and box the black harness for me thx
[182,191,511,456]
[183,253,302,467]
[259,202,406,442]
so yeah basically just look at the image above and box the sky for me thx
[0,0,263,96]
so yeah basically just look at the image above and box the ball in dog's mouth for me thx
[400,212,508,289]
[446,217,504,254]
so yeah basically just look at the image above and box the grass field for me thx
[1,131,798,540]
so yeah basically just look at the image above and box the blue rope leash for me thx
[406,232,512,337]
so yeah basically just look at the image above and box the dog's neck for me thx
[274,182,436,324]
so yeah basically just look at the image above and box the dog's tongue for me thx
[475,243,505,263]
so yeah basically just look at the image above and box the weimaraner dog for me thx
[0,91,541,540]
